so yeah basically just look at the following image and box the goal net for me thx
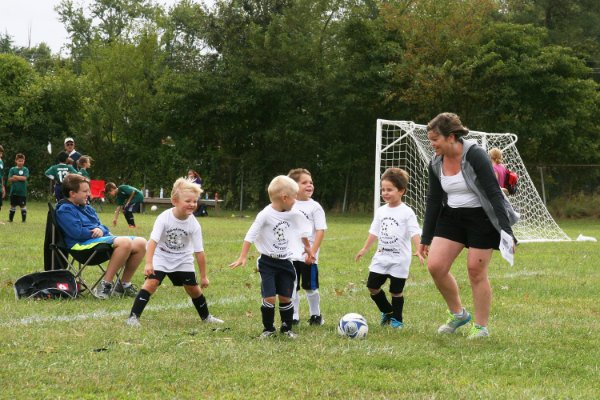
[375,119,571,242]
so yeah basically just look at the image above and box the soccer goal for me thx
[375,119,571,242]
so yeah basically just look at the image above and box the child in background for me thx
[77,155,93,179]
[287,168,327,326]
[45,151,79,202]
[7,153,29,223]
[488,148,509,196]
[230,175,314,339]
[355,168,424,329]
[0,145,5,214]
[105,182,144,228]
[126,177,223,327]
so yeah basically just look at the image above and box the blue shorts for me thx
[258,255,296,299]
[71,235,137,251]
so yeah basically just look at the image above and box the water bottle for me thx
[159,187,164,198]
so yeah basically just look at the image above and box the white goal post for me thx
[375,119,571,242]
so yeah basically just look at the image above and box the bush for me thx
[548,192,600,218]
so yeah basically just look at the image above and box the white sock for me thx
[122,282,132,288]
[306,289,321,316]
[453,308,466,319]
[292,288,300,320]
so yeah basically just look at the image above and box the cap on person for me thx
[64,137,75,145]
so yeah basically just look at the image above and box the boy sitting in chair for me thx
[56,174,147,299]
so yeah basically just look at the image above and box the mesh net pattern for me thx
[375,120,570,242]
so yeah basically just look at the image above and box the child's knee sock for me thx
[9,207,15,222]
[21,207,27,222]
[306,289,321,316]
[192,294,210,320]
[279,301,294,332]
[292,289,300,320]
[261,300,276,331]
[370,290,393,314]
[124,210,135,226]
[392,295,404,322]
[130,289,152,318]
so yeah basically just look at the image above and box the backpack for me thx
[504,168,518,195]
[14,270,78,300]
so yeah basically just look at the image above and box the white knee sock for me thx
[292,288,300,320]
[306,289,321,316]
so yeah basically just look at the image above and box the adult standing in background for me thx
[64,137,82,167]
[418,112,516,339]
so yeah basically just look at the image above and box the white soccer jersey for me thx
[368,203,422,279]
[150,208,204,272]
[291,199,327,262]
[244,205,311,260]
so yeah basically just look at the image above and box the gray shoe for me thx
[202,315,224,324]
[258,329,277,339]
[125,315,141,328]
[114,282,138,298]
[282,330,298,339]
[438,309,472,334]
[94,280,113,299]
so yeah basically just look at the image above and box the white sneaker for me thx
[282,330,298,339]
[94,280,113,299]
[125,315,141,328]
[202,315,224,324]
[258,329,277,339]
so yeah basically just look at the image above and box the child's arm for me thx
[355,234,377,261]
[123,190,136,208]
[229,241,252,268]
[311,229,325,258]
[112,205,122,226]
[411,234,425,265]
[302,236,315,265]
[195,251,209,288]
[144,240,157,277]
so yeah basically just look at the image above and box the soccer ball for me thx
[150,205,158,212]
[337,313,368,339]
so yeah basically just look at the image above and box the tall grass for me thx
[0,202,598,398]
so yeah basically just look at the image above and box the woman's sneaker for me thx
[467,324,490,339]
[438,310,472,334]
[94,280,112,299]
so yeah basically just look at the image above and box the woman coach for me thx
[418,112,517,339]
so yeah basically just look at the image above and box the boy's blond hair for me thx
[171,177,203,200]
[268,175,298,202]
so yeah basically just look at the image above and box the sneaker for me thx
[282,330,298,339]
[390,317,404,329]
[94,280,113,299]
[292,319,300,326]
[438,309,472,334]
[125,315,141,328]
[380,312,393,326]
[308,315,324,326]
[202,315,224,324]
[258,329,277,339]
[114,282,138,298]
[467,324,490,339]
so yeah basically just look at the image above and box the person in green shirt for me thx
[77,155,93,179]
[45,151,80,202]
[8,153,29,222]
[105,182,144,228]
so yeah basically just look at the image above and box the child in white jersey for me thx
[126,178,223,327]
[230,175,314,339]
[355,168,424,329]
[287,168,327,326]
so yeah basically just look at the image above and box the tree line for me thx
[1,0,599,210]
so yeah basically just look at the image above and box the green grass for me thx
[1,202,599,399]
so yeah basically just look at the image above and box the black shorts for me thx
[258,255,296,298]
[293,261,319,290]
[434,206,500,249]
[367,271,406,294]
[146,270,197,286]
[10,195,26,208]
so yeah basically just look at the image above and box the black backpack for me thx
[14,270,78,300]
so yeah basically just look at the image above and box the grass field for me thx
[1,202,599,399]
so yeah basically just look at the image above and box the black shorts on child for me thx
[147,270,198,286]
[434,206,500,249]
[10,195,26,207]
[258,255,296,298]
[293,261,319,291]
[367,271,406,294]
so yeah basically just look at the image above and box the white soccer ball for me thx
[337,313,368,339]
[150,205,158,212]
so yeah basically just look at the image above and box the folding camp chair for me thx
[45,202,121,298]
[89,179,106,211]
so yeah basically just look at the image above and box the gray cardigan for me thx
[421,139,517,245]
